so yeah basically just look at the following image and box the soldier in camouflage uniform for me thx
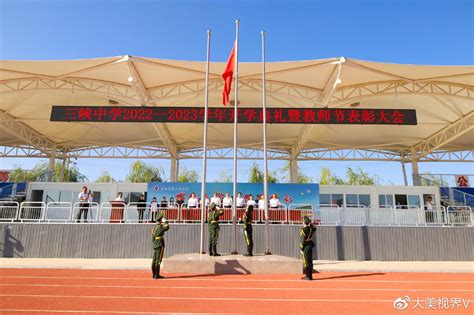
[151,216,169,279]
[208,202,224,256]
[242,204,254,256]
[300,216,316,281]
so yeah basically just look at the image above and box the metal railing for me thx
[288,204,313,224]
[446,206,473,225]
[1,201,472,227]
[45,202,72,222]
[18,202,45,222]
[0,201,20,222]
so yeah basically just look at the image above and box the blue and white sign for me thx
[147,182,319,209]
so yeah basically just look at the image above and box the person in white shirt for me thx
[246,194,256,207]
[258,194,266,211]
[269,193,280,209]
[236,192,245,209]
[424,195,435,223]
[149,197,158,222]
[76,186,90,223]
[187,193,199,208]
[425,196,435,211]
[222,192,232,209]
[210,193,221,207]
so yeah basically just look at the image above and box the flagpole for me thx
[200,30,211,255]
[231,19,239,255]
[262,31,271,255]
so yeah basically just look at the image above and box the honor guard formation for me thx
[151,205,317,280]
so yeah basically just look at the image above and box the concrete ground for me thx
[1,256,473,273]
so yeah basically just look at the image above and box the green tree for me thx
[319,167,378,185]
[9,162,87,183]
[248,163,278,183]
[279,161,314,183]
[177,167,199,183]
[126,161,164,183]
[319,167,345,185]
[346,167,379,185]
[9,165,43,182]
[95,171,116,183]
[215,170,232,183]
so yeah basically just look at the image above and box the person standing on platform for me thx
[236,192,245,209]
[242,204,254,256]
[246,194,256,207]
[187,193,199,208]
[149,197,158,222]
[76,186,90,223]
[137,194,146,223]
[160,196,168,208]
[258,194,266,211]
[151,216,169,279]
[208,202,224,256]
[269,194,280,209]
[222,192,232,209]
[210,193,221,207]
[300,216,316,281]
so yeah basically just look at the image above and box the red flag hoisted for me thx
[222,42,236,106]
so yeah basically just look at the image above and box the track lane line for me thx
[1,275,473,283]
[1,283,473,292]
[0,294,399,302]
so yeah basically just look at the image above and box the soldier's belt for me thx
[211,220,218,223]
[155,236,163,240]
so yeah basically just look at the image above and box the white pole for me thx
[200,30,211,255]
[232,19,239,255]
[261,31,271,255]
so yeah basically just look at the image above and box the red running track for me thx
[0,269,473,314]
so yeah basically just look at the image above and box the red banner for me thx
[51,106,417,125]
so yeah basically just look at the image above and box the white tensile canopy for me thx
[0,56,473,181]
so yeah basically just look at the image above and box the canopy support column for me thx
[290,158,299,183]
[170,157,179,182]
[47,146,56,182]
[412,158,421,186]
[401,162,408,186]
[47,156,55,182]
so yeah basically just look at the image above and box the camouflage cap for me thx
[303,216,311,225]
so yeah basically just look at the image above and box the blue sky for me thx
[0,0,473,184]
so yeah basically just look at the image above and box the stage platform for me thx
[162,253,301,274]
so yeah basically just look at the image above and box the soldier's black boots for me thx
[155,265,164,279]
[213,245,221,256]
[243,245,253,256]
[152,263,156,279]
[209,245,214,256]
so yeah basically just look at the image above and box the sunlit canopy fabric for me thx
[0,56,472,158]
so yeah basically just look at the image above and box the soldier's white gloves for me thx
[162,218,167,223]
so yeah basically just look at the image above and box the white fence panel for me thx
[19,202,45,222]
[395,206,423,226]
[344,206,368,225]
[368,206,394,226]
[45,202,72,222]
[318,204,341,225]
[446,206,472,226]
[0,201,19,222]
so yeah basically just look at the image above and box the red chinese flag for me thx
[222,42,236,106]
